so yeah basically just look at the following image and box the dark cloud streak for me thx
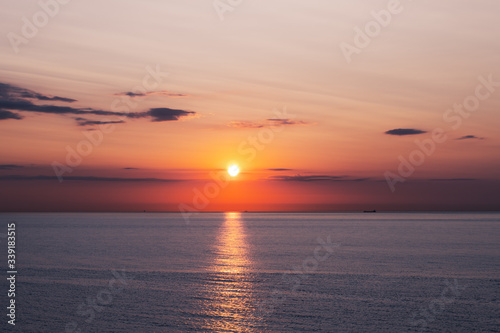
[0,165,24,170]
[0,82,197,124]
[0,175,183,182]
[385,128,427,136]
[270,175,347,182]
[456,135,484,140]
[75,118,126,126]
[228,118,309,128]
[0,110,22,120]
[428,178,477,181]
[115,91,188,98]
[142,108,195,122]
[267,119,308,126]
[0,83,76,103]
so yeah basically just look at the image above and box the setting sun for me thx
[228,164,240,177]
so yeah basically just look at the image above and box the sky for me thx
[1,0,499,211]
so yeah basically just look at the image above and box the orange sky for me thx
[1,0,499,211]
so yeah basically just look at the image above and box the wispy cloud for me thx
[267,119,308,126]
[141,108,196,122]
[270,174,474,183]
[0,164,24,170]
[0,82,197,125]
[455,135,484,140]
[114,90,188,98]
[385,128,427,136]
[0,175,183,182]
[0,82,76,103]
[0,109,23,120]
[228,121,265,129]
[428,178,477,181]
[267,168,293,171]
[228,118,309,129]
[75,117,126,126]
[269,175,369,182]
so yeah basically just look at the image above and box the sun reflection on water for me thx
[201,212,260,332]
[214,212,250,274]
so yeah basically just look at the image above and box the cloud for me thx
[0,82,197,125]
[456,135,484,140]
[0,175,182,182]
[0,82,76,103]
[228,121,265,129]
[270,175,343,182]
[0,164,23,170]
[267,168,293,171]
[115,91,188,98]
[0,83,125,119]
[123,167,139,170]
[74,117,126,126]
[0,110,22,120]
[227,118,309,129]
[0,98,122,118]
[385,128,427,136]
[269,174,370,182]
[266,119,308,126]
[428,178,477,181]
[141,108,196,122]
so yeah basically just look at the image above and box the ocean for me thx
[1,212,499,332]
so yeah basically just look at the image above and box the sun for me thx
[228,164,240,177]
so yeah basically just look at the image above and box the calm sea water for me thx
[1,212,499,332]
